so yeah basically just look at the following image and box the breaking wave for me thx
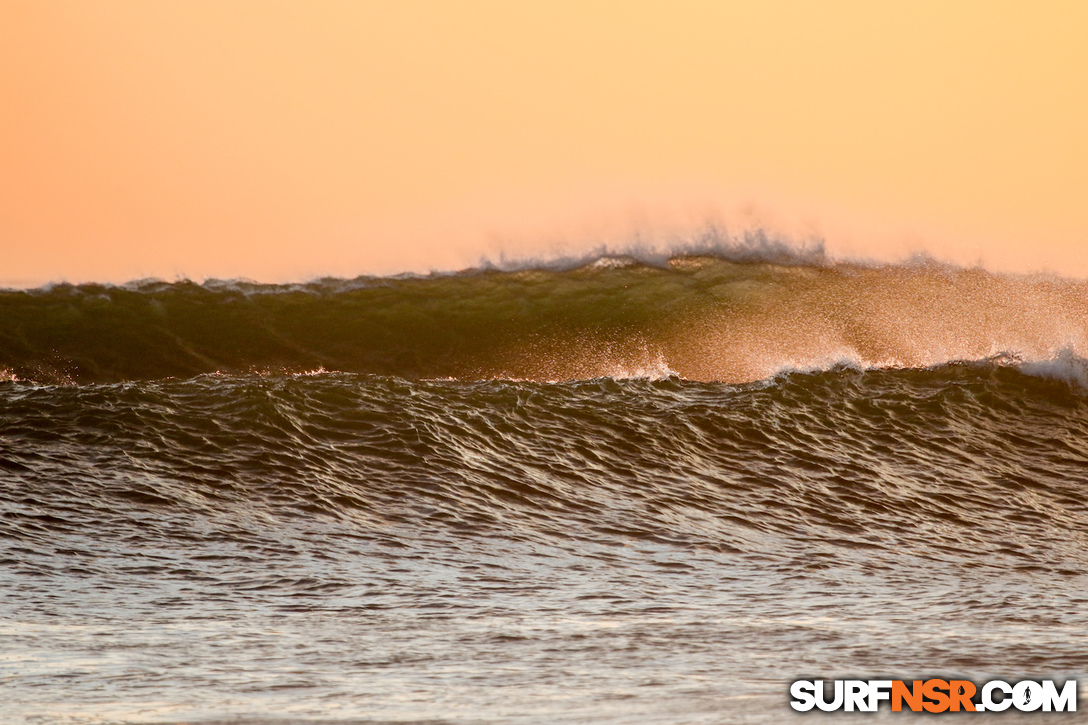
[4,241,1088,723]
[1,247,1086,386]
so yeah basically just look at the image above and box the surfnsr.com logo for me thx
[790,679,1077,713]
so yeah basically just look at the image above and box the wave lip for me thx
[1,249,1086,385]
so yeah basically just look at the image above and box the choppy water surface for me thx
[3,254,1088,723]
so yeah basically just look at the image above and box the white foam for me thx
[605,355,680,381]
[1019,348,1088,389]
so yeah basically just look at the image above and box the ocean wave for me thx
[1,250,1085,385]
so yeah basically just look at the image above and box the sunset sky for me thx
[2,1,1086,286]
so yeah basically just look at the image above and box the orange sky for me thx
[2,1,1086,285]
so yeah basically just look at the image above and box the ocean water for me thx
[2,253,1088,723]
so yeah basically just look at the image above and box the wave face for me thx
[3,254,1087,384]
